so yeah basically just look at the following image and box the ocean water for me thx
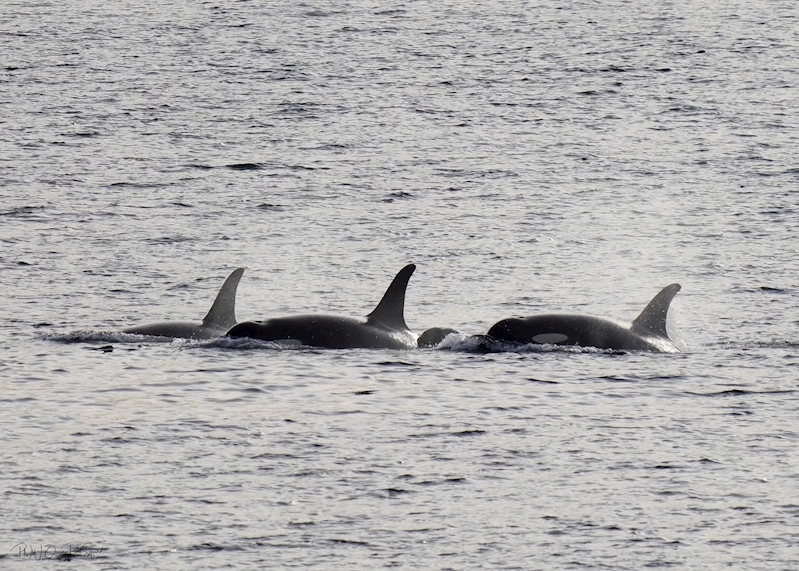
[1,0,798,568]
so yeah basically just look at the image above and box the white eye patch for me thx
[532,333,569,344]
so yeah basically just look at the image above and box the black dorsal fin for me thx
[366,264,416,331]
[630,283,681,339]
[202,268,245,329]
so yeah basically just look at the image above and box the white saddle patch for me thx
[532,333,569,344]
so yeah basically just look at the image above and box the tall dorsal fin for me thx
[366,264,415,330]
[202,268,245,329]
[630,283,681,339]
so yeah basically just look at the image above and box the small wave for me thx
[256,203,285,211]
[685,388,796,397]
[251,452,300,460]
[759,286,793,294]
[47,332,312,350]
[381,488,412,498]
[108,182,163,189]
[0,205,45,217]
[453,429,486,437]
[303,10,343,18]
[731,285,795,294]
[225,162,265,170]
[435,333,622,354]
[188,542,245,552]
[382,191,415,202]
[40,331,185,345]
[375,360,417,367]
[712,340,799,350]
[67,130,101,138]
[146,235,192,244]
[527,377,559,384]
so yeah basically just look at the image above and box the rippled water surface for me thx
[2,1,798,569]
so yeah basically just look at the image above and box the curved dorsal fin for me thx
[366,264,416,330]
[202,268,245,329]
[630,283,681,339]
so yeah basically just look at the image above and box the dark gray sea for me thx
[2,1,797,569]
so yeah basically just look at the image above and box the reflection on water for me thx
[2,0,798,568]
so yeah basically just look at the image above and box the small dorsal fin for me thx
[630,283,681,338]
[202,268,245,329]
[366,264,415,330]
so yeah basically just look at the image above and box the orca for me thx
[486,283,682,352]
[417,327,459,348]
[123,268,245,340]
[226,264,417,349]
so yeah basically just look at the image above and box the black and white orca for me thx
[123,268,245,340]
[226,264,417,349]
